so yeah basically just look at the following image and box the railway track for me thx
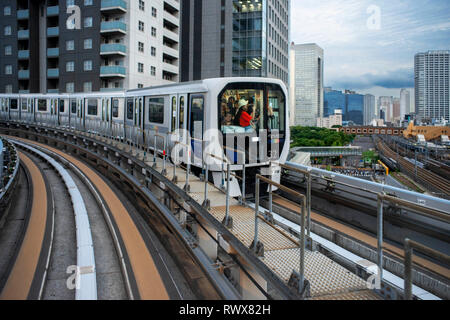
[0,138,202,300]
[376,139,450,198]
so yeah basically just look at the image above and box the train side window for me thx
[71,100,77,113]
[112,99,119,118]
[59,100,65,113]
[126,99,133,120]
[21,100,27,110]
[87,99,98,116]
[38,99,47,111]
[10,99,18,110]
[148,97,164,124]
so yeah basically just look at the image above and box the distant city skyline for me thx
[291,0,450,101]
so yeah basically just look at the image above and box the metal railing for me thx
[253,174,309,295]
[277,162,312,236]
[376,193,450,284]
[404,239,450,300]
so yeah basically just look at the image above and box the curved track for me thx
[0,151,51,300]
[1,137,197,300]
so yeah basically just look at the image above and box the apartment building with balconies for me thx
[0,0,180,93]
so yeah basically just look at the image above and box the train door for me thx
[178,94,187,140]
[69,99,77,129]
[187,95,205,166]
[125,98,134,143]
[20,98,28,122]
[169,95,178,134]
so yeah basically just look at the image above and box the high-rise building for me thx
[290,43,324,126]
[180,0,290,85]
[324,87,345,117]
[345,90,364,125]
[363,94,376,125]
[0,0,180,93]
[378,96,394,123]
[400,89,411,121]
[393,97,401,122]
[415,50,450,122]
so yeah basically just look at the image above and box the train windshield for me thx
[219,83,285,136]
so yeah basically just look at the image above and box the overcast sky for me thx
[290,0,450,100]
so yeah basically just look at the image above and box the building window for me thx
[151,27,156,37]
[138,63,144,73]
[84,82,92,92]
[138,21,144,32]
[66,61,75,72]
[5,85,12,93]
[84,17,93,28]
[5,65,12,75]
[84,38,92,49]
[152,7,157,17]
[66,40,75,51]
[66,82,75,93]
[138,42,144,53]
[4,45,12,56]
[139,0,145,11]
[4,6,11,16]
[150,66,156,76]
[84,60,92,71]
[4,26,11,36]
[151,47,156,56]
[138,83,144,89]
[84,0,93,6]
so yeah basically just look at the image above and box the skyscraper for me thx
[378,96,394,123]
[364,94,376,125]
[324,87,345,117]
[415,50,450,122]
[393,97,401,122]
[345,90,364,125]
[400,89,411,121]
[0,0,180,93]
[180,0,290,84]
[290,43,324,126]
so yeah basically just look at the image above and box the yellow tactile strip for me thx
[210,206,299,251]
[262,248,368,297]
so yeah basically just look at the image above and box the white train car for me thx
[0,77,290,196]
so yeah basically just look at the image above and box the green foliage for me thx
[362,150,378,164]
[290,126,355,148]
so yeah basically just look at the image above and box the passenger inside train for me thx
[220,88,283,135]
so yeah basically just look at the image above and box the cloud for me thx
[330,68,414,90]
[290,0,450,96]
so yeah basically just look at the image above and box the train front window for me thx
[219,83,285,135]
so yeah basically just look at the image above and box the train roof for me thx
[0,77,287,99]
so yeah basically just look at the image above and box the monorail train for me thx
[0,77,290,197]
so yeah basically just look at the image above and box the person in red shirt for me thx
[236,99,254,132]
